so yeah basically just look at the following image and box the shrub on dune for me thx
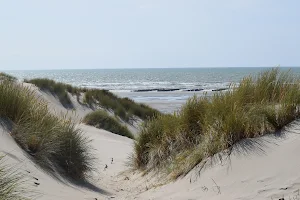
[0,80,93,180]
[83,110,134,139]
[133,68,300,178]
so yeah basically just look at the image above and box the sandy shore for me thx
[1,83,300,200]
[115,91,209,113]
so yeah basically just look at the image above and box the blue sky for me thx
[0,0,299,70]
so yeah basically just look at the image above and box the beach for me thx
[1,0,299,198]
[115,90,207,113]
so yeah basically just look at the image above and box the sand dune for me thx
[117,121,300,200]
[0,122,106,199]
[1,83,300,199]
[0,121,133,199]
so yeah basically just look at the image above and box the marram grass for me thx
[83,110,134,139]
[26,78,160,121]
[83,89,160,122]
[0,80,93,180]
[132,68,300,178]
[0,72,17,82]
[25,78,79,108]
[0,156,30,200]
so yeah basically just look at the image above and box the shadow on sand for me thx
[0,118,111,197]
[194,119,300,178]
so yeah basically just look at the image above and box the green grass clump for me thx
[83,90,160,122]
[0,156,30,200]
[133,68,300,178]
[0,80,93,180]
[25,78,81,108]
[26,78,159,121]
[0,73,17,82]
[83,110,134,139]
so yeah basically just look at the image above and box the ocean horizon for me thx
[6,67,300,113]
[6,67,300,90]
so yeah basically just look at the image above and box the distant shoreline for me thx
[3,66,300,71]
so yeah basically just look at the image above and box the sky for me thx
[0,0,299,70]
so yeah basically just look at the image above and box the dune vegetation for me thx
[0,79,93,180]
[26,78,160,122]
[2,76,158,178]
[0,72,17,82]
[0,156,29,200]
[83,110,134,139]
[83,89,160,122]
[25,78,83,108]
[132,68,300,178]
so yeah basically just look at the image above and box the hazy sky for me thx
[0,0,299,70]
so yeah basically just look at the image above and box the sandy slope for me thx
[2,83,300,199]
[22,82,95,122]
[0,121,133,200]
[0,83,133,200]
[119,121,300,200]
[23,83,140,136]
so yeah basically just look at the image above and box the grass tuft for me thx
[83,90,160,122]
[132,68,300,177]
[0,80,93,180]
[0,155,30,200]
[26,78,160,121]
[25,78,80,108]
[83,110,134,139]
[0,73,17,82]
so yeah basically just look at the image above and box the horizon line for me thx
[2,65,300,71]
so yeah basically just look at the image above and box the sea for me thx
[5,67,300,113]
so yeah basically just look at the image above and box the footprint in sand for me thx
[34,182,40,186]
[24,170,41,186]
